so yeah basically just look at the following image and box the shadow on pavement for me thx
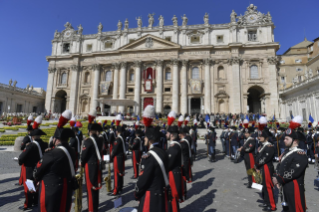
[0,176,20,184]
[187,177,215,199]
[183,187,217,212]
[192,168,213,182]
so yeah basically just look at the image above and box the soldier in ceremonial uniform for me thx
[81,122,104,212]
[33,128,76,212]
[166,125,183,212]
[18,127,47,211]
[256,127,276,211]
[205,127,217,162]
[238,126,256,188]
[272,127,308,212]
[312,126,319,164]
[134,126,169,212]
[109,125,126,196]
[238,125,245,147]
[69,127,81,171]
[20,114,34,150]
[275,127,286,161]
[130,129,143,179]
[306,124,314,164]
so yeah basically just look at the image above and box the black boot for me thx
[258,203,268,208]
[246,182,252,188]
[262,206,276,211]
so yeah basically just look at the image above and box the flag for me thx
[205,114,210,123]
[309,114,314,123]
[137,115,140,121]
[155,113,159,120]
[252,114,255,120]
[290,113,294,119]
[272,114,275,121]
[246,115,249,120]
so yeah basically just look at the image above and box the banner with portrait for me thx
[100,81,111,95]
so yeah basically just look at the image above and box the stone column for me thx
[45,68,56,113]
[119,62,127,113]
[228,57,242,113]
[203,58,211,114]
[133,61,142,115]
[188,97,191,115]
[69,65,79,115]
[180,60,188,115]
[156,60,163,113]
[171,59,179,113]
[112,63,120,113]
[90,64,100,112]
[267,57,279,118]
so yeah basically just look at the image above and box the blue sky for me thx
[0,0,318,90]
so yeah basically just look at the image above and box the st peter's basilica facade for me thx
[45,4,279,116]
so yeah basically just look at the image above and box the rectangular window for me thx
[248,31,257,41]
[128,88,134,93]
[191,36,200,44]
[86,44,92,52]
[105,42,112,49]
[217,35,223,43]
[33,106,37,113]
[129,39,135,43]
[165,87,171,92]
[296,68,303,72]
[165,37,172,42]
[130,73,134,81]
[295,59,302,63]
[16,104,23,112]
[63,43,70,53]
[165,72,171,80]
[280,60,285,64]
[281,76,285,83]
[298,75,302,82]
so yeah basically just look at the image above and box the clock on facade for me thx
[247,14,258,23]
[64,30,72,38]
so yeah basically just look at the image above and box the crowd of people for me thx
[16,106,318,212]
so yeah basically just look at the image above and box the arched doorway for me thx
[55,90,67,113]
[247,86,265,113]
[163,105,171,115]
[191,98,201,115]
[218,100,226,113]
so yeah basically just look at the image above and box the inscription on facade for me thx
[181,51,210,55]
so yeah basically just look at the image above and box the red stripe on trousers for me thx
[113,156,118,194]
[293,179,304,212]
[23,176,28,208]
[85,164,94,212]
[264,164,276,210]
[169,171,179,212]
[249,153,256,183]
[96,159,102,189]
[180,167,185,202]
[143,191,151,212]
[40,181,47,212]
[132,151,137,178]
[19,164,25,185]
[59,178,67,212]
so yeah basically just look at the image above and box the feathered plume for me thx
[32,115,43,129]
[167,111,177,126]
[27,114,33,126]
[184,116,190,126]
[193,118,198,126]
[289,115,303,130]
[177,115,184,127]
[88,110,97,124]
[115,114,122,126]
[258,116,267,131]
[308,122,312,129]
[57,110,72,128]
[239,123,243,129]
[142,105,155,127]
[276,122,280,129]
[70,116,76,127]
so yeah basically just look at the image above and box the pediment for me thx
[118,34,181,52]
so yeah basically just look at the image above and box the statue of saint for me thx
[158,15,164,27]
[172,15,178,27]
[117,20,122,31]
[13,80,17,88]
[136,17,142,28]
[204,13,209,25]
[9,79,12,86]
[230,10,237,22]
[26,84,30,91]
[124,18,129,30]
[54,30,60,38]
[148,13,155,28]
[98,23,103,33]
[77,24,83,35]
[181,14,188,27]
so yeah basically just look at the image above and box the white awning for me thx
[97,99,139,106]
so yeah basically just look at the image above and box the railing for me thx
[279,73,319,93]
[0,83,44,97]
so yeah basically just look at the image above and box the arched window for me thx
[129,70,134,82]
[165,68,171,81]
[218,66,225,79]
[61,73,67,85]
[84,72,90,83]
[192,67,200,79]
[250,65,258,79]
[105,71,112,82]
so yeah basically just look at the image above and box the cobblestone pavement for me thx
[1,142,318,212]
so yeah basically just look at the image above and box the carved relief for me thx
[267,56,278,65]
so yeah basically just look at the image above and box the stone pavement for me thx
[0,142,318,212]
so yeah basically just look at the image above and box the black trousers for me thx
[86,188,99,212]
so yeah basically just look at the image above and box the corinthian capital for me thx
[171,58,179,66]
[120,62,127,69]
[227,57,242,65]
[181,60,188,67]
[48,67,56,73]
[203,58,212,66]
[156,60,163,67]
[267,56,278,65]
[112,62,120,70]
[92,64,100,71]
[133,61,141,68]
[70,65,79,71]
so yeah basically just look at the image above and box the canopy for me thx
[97,99,139,107]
